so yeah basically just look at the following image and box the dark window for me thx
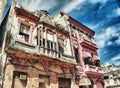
[84,57,92,65]
[38,38,45,47]
[51,42,53,50]
[19,32,29,42]
[58,38,64,54]
[79,86,83,88]
[43,38,45,47]
[46,40,56,51]
[58,78,71,88]
[19,23,30,42]
[12,71,27,88]
[74,47,79,63]
[40,39,42,46]
[47,40,50,49]
[88,35,92,39]
[58,43,64,53]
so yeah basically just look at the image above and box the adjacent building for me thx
[104,64,120,88]
[54,12,105,88]
[0,1,105,88]
[0,0,7,23]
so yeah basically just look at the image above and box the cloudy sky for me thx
[4,0,120,66]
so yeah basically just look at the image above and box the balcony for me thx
[106,79,120,87]
[80,37,97,50]
[38,46,60,59]
[84,65,103,73]
[60,53,76,64]
[8,37,76,64]
[38,47,75,64]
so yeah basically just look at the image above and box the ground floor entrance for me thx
[12,71,27,88]
[39,75,50,88]
[58,78,71,88]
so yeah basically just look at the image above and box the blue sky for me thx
[4,0,120,66]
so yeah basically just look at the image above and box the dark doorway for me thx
[58,78,71,88]
[12,71,27,88]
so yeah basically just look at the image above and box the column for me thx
[29,26,33,44]
[39,25,44,54]
[40,25,43,47]
[44,28,47,54]
[55,32,59,58]
[37,27,40,53]
[45,28,47,48]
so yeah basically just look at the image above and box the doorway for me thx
[58,78,71,88]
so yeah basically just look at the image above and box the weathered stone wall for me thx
[3,58,76,88]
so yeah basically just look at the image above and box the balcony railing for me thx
[9,38,76,64]
[106,81,120,87]
[61,53,76,64]
[80,37,97,48]
[39,47,60,59]
[85,65,103,73]
[38,47,76,63]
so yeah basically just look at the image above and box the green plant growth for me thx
[10,32,13,39]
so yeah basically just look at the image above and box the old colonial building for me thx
[0,1,105,88]
[1,2,77,88]
[104,64,120,88]
[54,12,105,88]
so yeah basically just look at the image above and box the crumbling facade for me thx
[54,12,105,88]
[2,3,76,88]
[0,1,105,88]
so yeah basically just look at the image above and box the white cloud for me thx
[116,7,120,16]
[109,54,120,66]
[89,0,108,4]
[115,36,120,46]
[115,62,120,66]
[95,27,116,48]
[17,0,57,11]
[106,41,112,46]
[62,0,84,13]
[111,54,120,61]
[108,7,120,17]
